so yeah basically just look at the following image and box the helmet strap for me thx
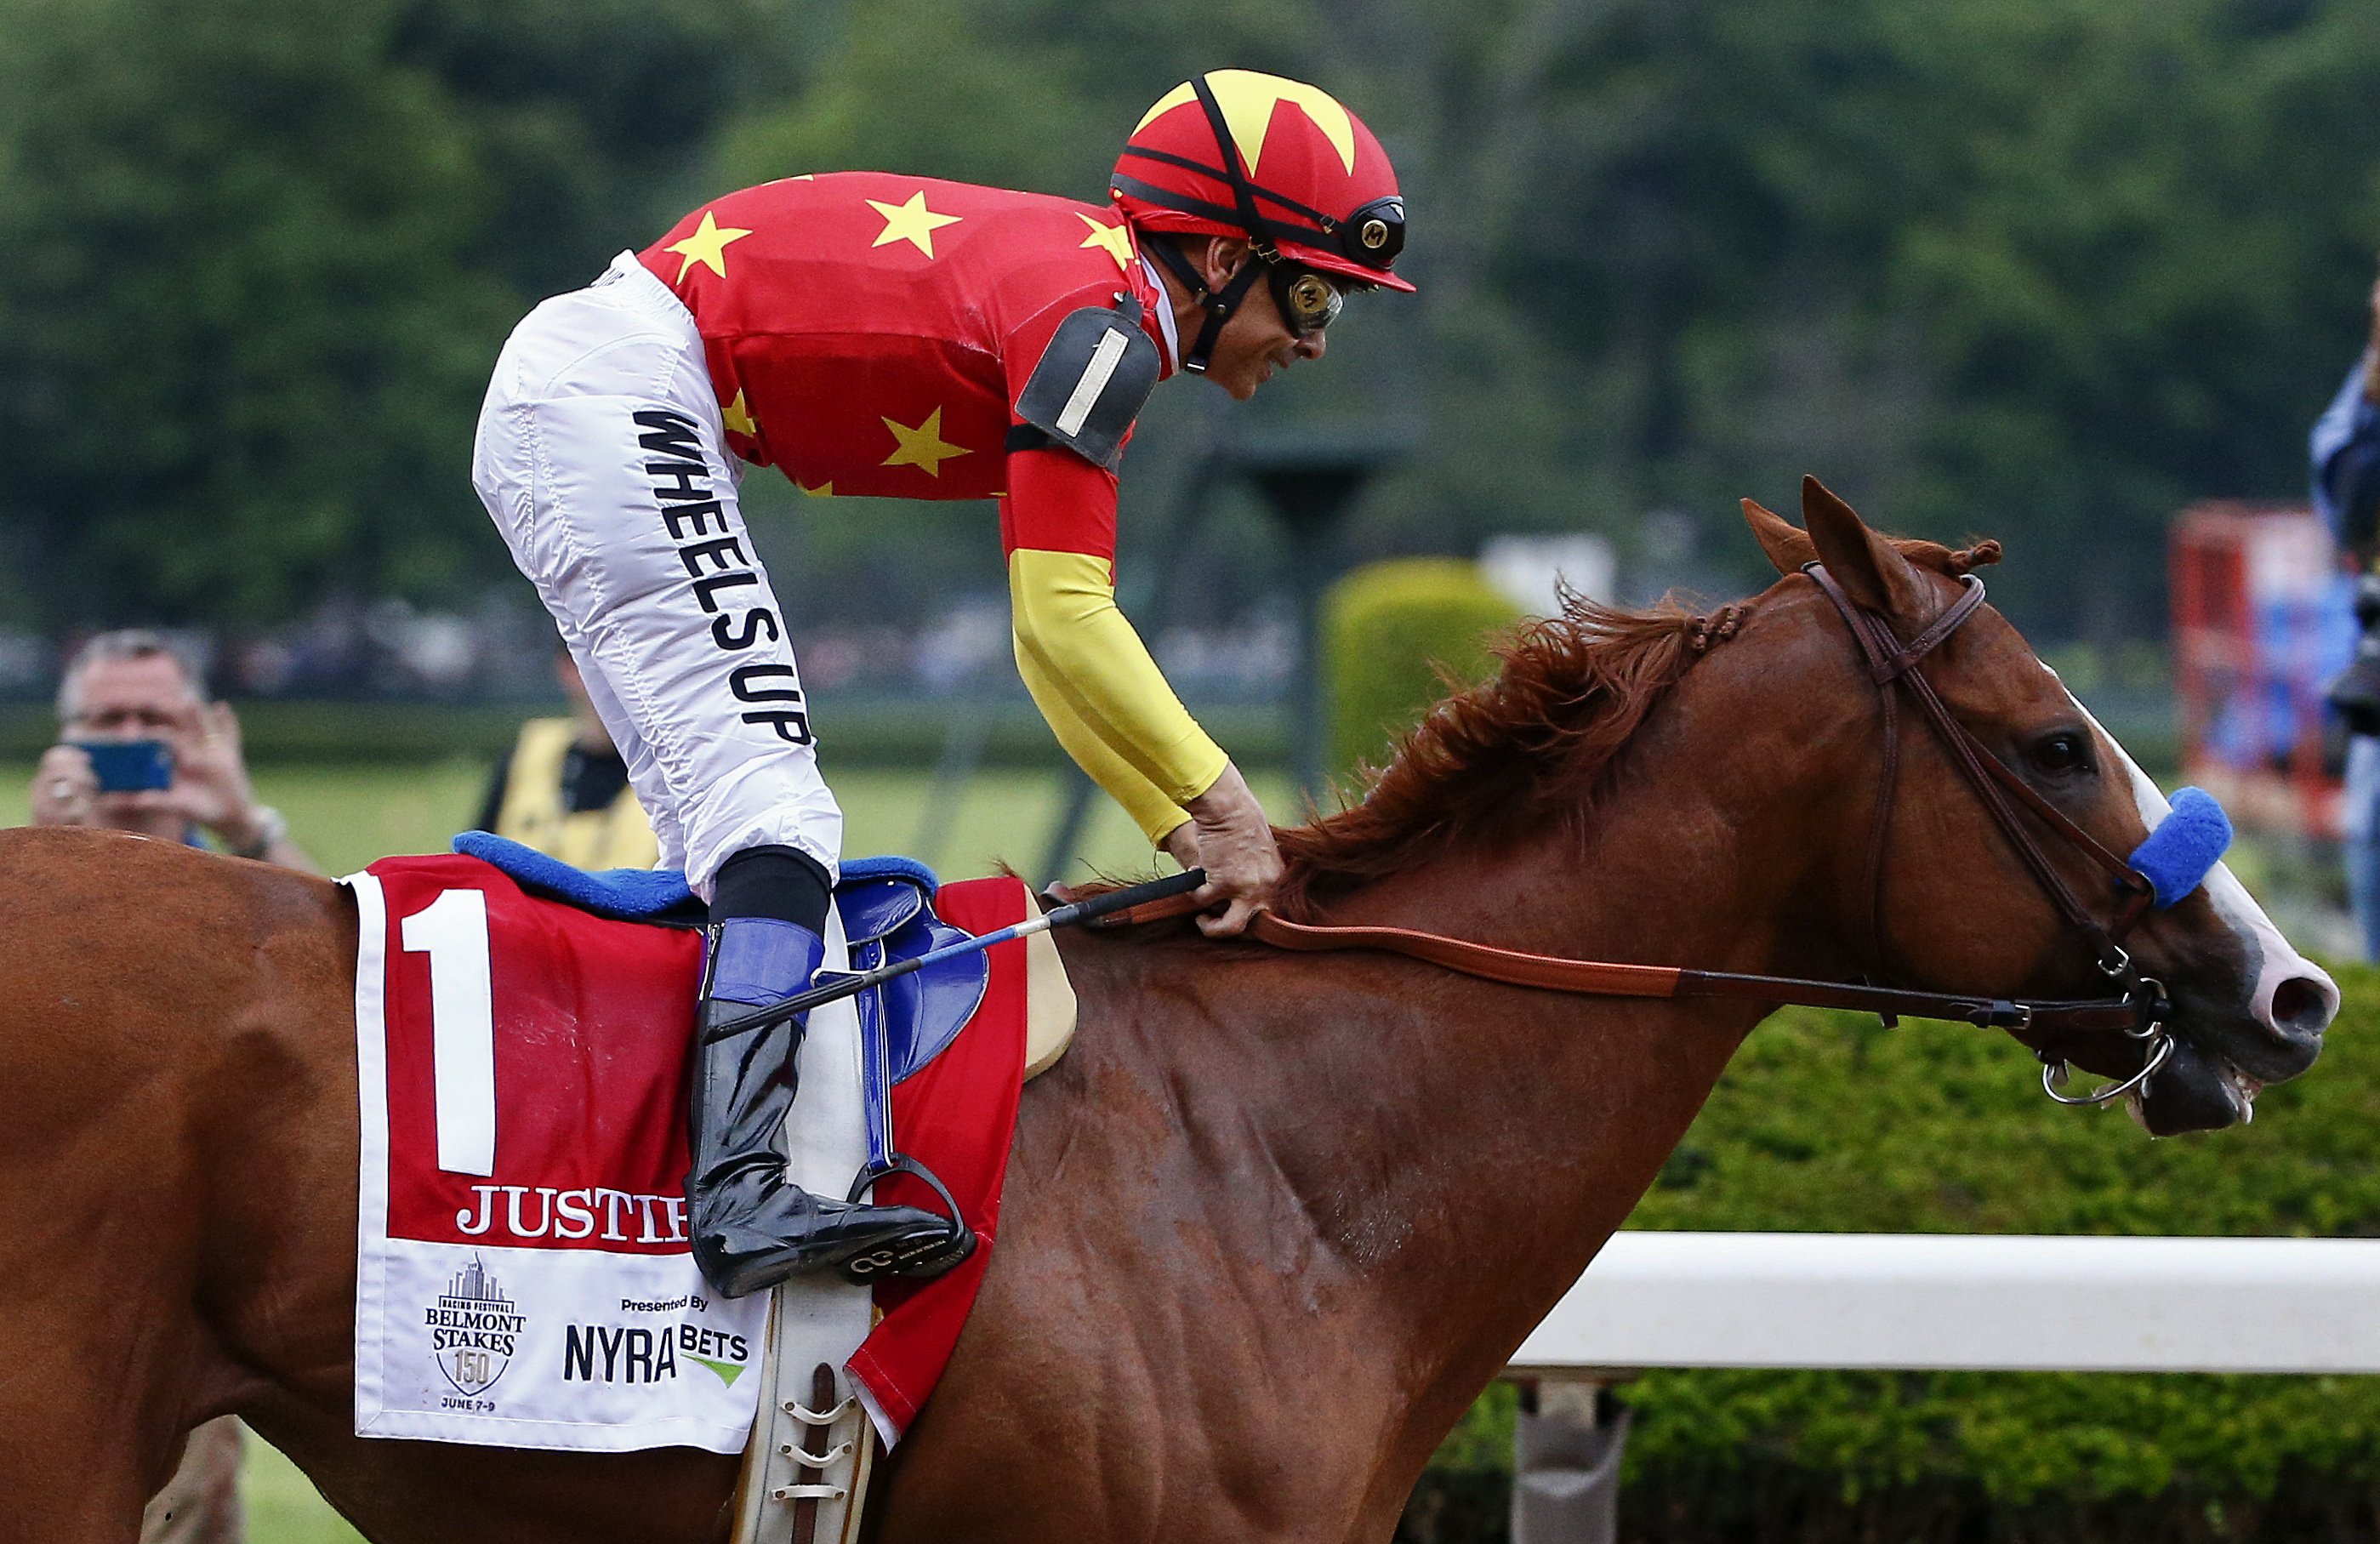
[1146,235,1265,375]
[1190,74,1284,260]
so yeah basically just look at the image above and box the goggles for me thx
[1268,263,1345,336]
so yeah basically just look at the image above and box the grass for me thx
[0,755,1294,1538]
[241,1432,366,1543]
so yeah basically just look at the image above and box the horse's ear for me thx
[1742,498,1815,575]
[1800,475,1928,620]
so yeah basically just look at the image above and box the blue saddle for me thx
[450,832,990,1156]
[834,866,993,1095]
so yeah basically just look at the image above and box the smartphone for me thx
[73,739,174,793]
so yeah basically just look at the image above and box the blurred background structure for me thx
[12,1,2380,1540]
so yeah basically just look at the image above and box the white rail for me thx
[1511,1232,2380,1378]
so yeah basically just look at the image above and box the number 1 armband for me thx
[1009,293,1162,470]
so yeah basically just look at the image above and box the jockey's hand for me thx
[1180,762,1282,937]
[1161,819,1201,872]
[30,744,100,828]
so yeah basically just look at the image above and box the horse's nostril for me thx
[2267,976,2337,1038]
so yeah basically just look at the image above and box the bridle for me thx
[1096,564,2178,1108]
[1797,563,2170,1104]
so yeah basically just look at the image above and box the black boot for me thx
[687,914,969,1297]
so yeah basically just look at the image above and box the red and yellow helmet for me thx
[1112,70,1414,294]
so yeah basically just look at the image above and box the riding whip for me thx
[704,868,1206,1042]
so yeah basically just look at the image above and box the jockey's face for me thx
[1174,237,1329,402]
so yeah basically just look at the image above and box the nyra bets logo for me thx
[563,1293,753,1390]
[427,1256,526,1402]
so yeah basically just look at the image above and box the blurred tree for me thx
[0,0,790,630]
[1485,0,2380,629]
[717,0,1103,197]
[8,0,2380,641]
[0,0,510,626]
[390,0,805,297]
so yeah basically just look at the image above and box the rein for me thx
[1096,566,2177,1106]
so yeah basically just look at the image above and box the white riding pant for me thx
[472,252,841,896]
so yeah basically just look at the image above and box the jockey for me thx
[470,70,1412,1296]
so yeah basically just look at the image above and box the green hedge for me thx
[1405,966,2380,1541]
[1324,559,1519,784]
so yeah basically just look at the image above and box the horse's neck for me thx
[1323,686,1836,976]
[1222,693,1849,1468]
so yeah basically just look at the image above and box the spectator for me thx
[24,629,320,1544]
[31,630,316,872]
[2316,263,2380,959]
[475,650,659,869]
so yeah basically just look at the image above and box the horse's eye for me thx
[2030,731,2090,775]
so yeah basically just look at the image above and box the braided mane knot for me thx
[1688,605,1746,654]
[1947,539,2003,575]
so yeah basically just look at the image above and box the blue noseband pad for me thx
[2127,786,2233,909]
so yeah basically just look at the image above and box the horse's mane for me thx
[1271,535,2000,918]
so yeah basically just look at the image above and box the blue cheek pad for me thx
[2128,786,2234,909]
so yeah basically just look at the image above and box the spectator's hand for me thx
[151,700,270,846]
[1181,762,1283,937]
[29,744,100,828]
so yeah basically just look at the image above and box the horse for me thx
[0,481,2335,1543]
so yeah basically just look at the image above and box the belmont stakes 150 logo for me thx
[427,1256,527,1400]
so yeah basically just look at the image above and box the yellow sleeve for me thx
[1013,637,1192,844]
[1008,548,1228,836]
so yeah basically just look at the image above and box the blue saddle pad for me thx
[453,830,700,920]
[449,831,982,1087]
[451,830,937,922]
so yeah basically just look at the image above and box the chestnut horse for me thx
[0,482,2336,1543]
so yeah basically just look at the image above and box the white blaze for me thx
[2050,667,2340,1040]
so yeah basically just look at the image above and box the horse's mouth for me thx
[2113,959,2331,1137]
[2127,1038,2275,1137]
[2215,1060,2265,1121]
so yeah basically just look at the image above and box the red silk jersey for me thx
[640,174,1230,840]
[639,174,1170,561]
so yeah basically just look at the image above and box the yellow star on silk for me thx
[798,480,834,498]
[880,408,970,477]
[1132,71,1357,177]
[663,210,752,282]
[867,191,962,258]
[722,390,758,437]
[1077,213,1135,272]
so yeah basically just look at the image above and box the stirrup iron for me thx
[841,1153,976,1279]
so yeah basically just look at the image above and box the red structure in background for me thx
[2170,502,2343,838]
